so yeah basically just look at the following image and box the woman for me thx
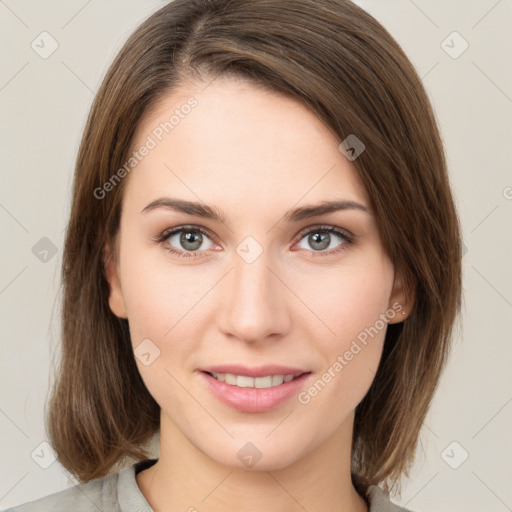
[7,0,462,510]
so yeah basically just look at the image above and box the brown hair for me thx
[47,0,462,497]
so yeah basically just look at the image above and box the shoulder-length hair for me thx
[47,0,462,496]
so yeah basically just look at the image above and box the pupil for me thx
[181,231,202,250]
[310,232,329,250]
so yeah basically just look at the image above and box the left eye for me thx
[295,227,352,255]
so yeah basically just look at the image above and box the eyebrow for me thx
[141,197,370,225]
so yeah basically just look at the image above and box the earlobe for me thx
[103,241,128,319]
[387,270,415,324]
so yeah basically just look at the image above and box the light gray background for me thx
[1,1,511,510]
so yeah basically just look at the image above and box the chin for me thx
[203,437,304,473]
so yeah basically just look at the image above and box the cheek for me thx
[118,235,195,338]
[296,257,394,404]
[302,257,394,344]
[118,240,210,390]
[119,253,201,411]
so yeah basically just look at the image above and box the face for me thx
[104,76,408,471]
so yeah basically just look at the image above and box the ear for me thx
[103,241,128,319]
[387,268,415,324]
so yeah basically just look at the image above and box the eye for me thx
[155,225,217,258]
[154,224,354,259]
[294,225,353,257]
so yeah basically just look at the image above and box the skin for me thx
[104,76,412,512]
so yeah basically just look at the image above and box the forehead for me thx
[125,77,369,213]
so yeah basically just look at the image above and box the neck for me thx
[137,411,368,512]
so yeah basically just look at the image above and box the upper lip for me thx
[200,364,310,378]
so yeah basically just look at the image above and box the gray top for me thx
[5,459,414,512]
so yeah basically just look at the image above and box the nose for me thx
[218,248,291,344]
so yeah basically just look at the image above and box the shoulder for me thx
[4,459,157,512]
[367,485,416,512]
[4,473,119,512]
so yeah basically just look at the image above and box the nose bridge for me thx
[221,243,289,342]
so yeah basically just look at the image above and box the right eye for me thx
[156,225,218,258]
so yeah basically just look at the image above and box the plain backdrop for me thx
[1,1,511,510]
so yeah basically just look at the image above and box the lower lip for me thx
[200,371,312,413]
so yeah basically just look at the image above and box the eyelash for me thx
[153,224,354,259]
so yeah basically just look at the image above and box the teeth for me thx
[224,373,237,385]
[210,372,297,388]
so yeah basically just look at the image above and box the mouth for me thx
[203,371,310,389]
[199,370,313,413]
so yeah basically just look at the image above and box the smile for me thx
[207,372,298,388]
[201,371,312,413]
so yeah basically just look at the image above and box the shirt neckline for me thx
[118,458,158,512]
